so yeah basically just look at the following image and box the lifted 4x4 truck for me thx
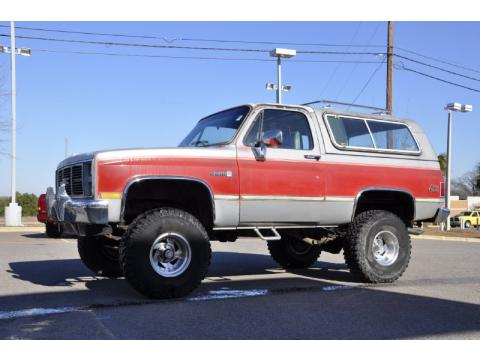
[45,103,449,298]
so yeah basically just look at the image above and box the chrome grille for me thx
[56,161,92,198]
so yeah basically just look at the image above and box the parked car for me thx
[45,103,448,298]
[37,193,63,238]
[450,210,480,228]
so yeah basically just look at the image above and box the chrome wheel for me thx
[149,232,192,277]
[371,230,399,266]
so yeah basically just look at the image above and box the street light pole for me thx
[444,102,473,231]
[276,56,282,104]
[4,21,22,226]
[268,48,296,104]
[445,110,453,231]
[10,21,17,207]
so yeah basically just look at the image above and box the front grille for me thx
[56,161,92,198]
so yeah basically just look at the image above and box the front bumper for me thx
[434,207,450,224]
[46,184,109,225]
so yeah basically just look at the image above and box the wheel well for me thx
[354,190,415,225]
[122,179,214,231]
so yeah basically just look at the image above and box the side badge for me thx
[210,170,233,178]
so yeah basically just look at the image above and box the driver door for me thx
[236,108,325,224]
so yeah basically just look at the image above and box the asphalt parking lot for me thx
[0,231,479,339]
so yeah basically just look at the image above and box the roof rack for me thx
[302,99,390,114]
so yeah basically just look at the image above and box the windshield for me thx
[179,106,250,147]
[462,212,472,216]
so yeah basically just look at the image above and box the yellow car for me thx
[450,210,480,228]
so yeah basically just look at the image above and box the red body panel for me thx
[97,157,443,200]
[97,157,239,196]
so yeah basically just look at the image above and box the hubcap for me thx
[371,230,400,266]
[149,233,192,277]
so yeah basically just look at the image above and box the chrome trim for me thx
[434,207,450,224]
[46,184,108,224]
[415,198,444,203]
[57,153,94,169]
[213,225,338,231]
[254,228,282,241]
[214,194,240,200]
[241,195,326,201]
[352,187,416,221]
[120,176,216,224]
[56,160,94,199]
[323,113,422,156]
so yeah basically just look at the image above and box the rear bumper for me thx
[434,207,450,224]
[46,185,108,225]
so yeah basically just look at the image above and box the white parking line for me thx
[0,284,357,320]
[188,289,269,301]
[0,307,79,320]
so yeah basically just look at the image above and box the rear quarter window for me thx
[325,114,420,154]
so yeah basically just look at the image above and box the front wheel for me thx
[267,234,321,269]
[119,208,211,299]
[46,222,63,238]
[78,236,122,277]
[343,210,411,283]
[464,220,471,228]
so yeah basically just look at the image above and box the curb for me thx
[412,234,480,243]
[0,226,45,233]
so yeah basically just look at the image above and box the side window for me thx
[367,120,419,151]
[244,109,314,150]
[244,113,262,147]
[326,115,374,148]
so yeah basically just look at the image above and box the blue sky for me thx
[0,21,479,196]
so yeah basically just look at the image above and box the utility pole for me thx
[386,21,394,114]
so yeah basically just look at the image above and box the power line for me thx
[4,23,480,74]
[334,22,382,101]
[31,47,385,63]
[396,46,480,75]
[0,33,388,56]
[317,22,364,100]
[395,62,480,93]
[0,33,268,53]
[0,24,387,48]
[395,53,480,83]
[349,58,386,108]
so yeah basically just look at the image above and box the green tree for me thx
[438,153,447,176]
[0,192,38,217]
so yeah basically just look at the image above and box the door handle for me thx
[304,154,321,161]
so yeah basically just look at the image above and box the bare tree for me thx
[451,165,480,199]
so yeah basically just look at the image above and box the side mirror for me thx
[252,129,283,161]
[262,129,283,148]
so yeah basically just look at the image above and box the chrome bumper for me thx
[434,207,450,224]
[46,184,108,224]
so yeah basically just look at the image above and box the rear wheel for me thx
[78,236,122,277]
[267,234,321,269]
[46,222,63,238]
[119,208,211,299]
[344,210,411,283]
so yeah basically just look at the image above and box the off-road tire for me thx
[344,210,411,283]
[78,236,122,277]
[267,235,321,269]
[119,208,211,299]
[46,222,63,238]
